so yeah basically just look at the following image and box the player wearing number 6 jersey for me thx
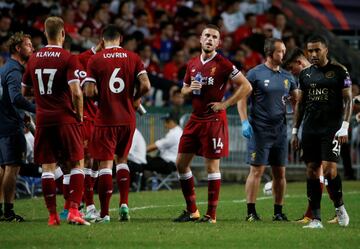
[173,24,252,224]
[83,24,151,223]
[22,16,88,226]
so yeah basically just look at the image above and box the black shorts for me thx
[301,132,340,163]
[0,131,27,166]
[247,124,288,166]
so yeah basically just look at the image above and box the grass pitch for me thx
[1,181,359,249]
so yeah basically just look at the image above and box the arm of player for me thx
[83,81,97,98]
[146,143,158,153]
[134,72,151,103]
[7,73,36,113]
[237,95,253,139]
[209,73,252,112]
[335,88,352,144]
[291,90,304,150]
[69,80,84,122]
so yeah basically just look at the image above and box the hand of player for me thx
[335,121,349,144]
[133,98,141,109]
[190,80,202,91]
[208,102,228,112]
[291,134,300,151]
[241,120,253,139]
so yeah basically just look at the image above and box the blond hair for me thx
[44,16,64,40]
[8,32,31,55]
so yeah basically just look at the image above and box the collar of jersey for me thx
[105,45,122,49]
[200,52,217,65]
[45,45,62,48]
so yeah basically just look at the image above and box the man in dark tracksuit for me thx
[0,32,35,221]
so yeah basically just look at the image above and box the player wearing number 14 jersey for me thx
[22,16,88,226]
[84,25,151,222]
[174,24,252,223]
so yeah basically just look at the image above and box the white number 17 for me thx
[35,68,57,95]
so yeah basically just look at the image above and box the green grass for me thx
[1,181,360,249]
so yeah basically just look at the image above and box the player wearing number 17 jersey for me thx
[22,16,88,226]
[174,24,252,223]
[84,25,151,222]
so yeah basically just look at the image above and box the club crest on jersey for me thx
[325,71,335,78]
[251,152,256,161]
[264,79,269,87]
[284,79,289,89]
[310,83,316,88]
[191,68,196,73]
[210,67,216,76]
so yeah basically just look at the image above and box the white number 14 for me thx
[212,138,223,150]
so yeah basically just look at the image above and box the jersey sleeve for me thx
[223,59,241,80]
[289,74,298,91]
[339,67,352,89]
[155,131,176,150]
[134,54,146,77]
[246,68,256,87]
[67,55,81,84]
[85,56,97,84]
[183,63,191,86]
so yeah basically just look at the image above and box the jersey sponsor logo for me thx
[325,71,335,78]
[264,79,269,87]
[344,76,352,87]
[208,77,214,85]
[308,87,329,101]
[74,69,87,79]
[284,79,289,89]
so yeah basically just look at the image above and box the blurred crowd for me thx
[0,0,306,106]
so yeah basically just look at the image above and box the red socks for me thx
[98,168,113,217]
[179,171,197,213]
[116,164,130,206]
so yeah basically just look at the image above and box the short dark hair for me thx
[306,35,328,47]
[102,24,122,41]
[8,32,31,55]
[264,38,283,57]
[282,47,305,69]
[203,24,220,33]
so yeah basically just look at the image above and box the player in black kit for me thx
[291,35,351,229]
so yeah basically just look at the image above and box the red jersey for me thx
[86,46,146,126]
[183,53,241,121]
[78,48,98,121]
[22,45,81,127]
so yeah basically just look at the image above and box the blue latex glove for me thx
[242,120,253,139]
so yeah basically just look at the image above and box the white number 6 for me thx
[109,68,125,93]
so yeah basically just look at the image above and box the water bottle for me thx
[151,176,158,191]
[192,72,202,95]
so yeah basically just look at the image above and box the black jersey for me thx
[299,60,351,134]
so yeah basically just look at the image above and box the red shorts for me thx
[82,119,95,154]
[178,116,229,159]
[34,123,84,164]
[90,124,136,161]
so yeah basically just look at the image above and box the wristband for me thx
[341,121,349,130]
[292,128,298,135]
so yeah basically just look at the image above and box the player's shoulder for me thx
[328,59,348,73]
[247,64,265,74]
[280,68,294,78]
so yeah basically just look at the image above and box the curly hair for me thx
[8,32,31,55]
